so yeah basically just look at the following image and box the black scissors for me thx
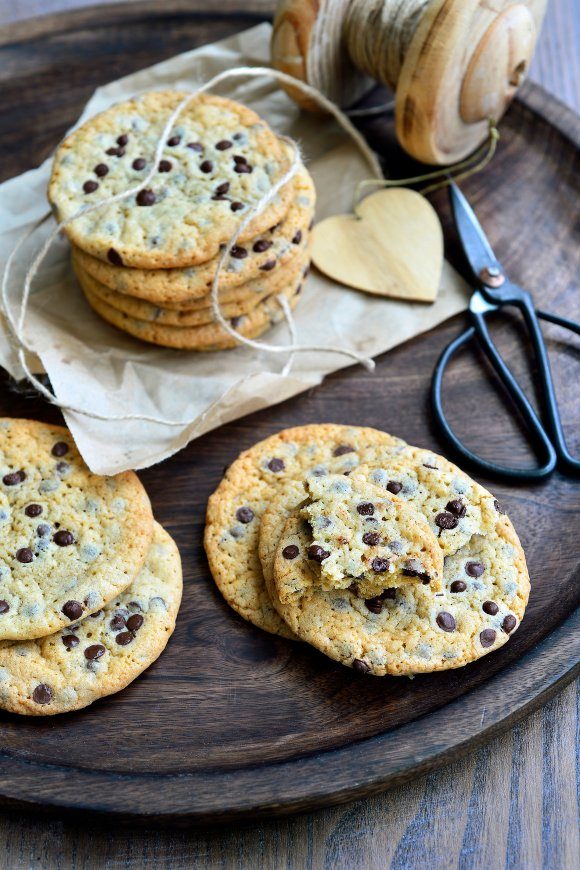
[431,183,580,482]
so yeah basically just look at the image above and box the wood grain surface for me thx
[0,0,578,865]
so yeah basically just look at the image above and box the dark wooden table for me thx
[0,1,578,867]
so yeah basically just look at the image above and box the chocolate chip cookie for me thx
[69,164,315,305]
[0,418,153,640]
[204,425,406,636]
[272,510,529,676]
[49,91,295,268]
[0,522,181,714]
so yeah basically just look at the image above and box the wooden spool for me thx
[271,0,548,164]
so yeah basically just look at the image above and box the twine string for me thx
[353,122,500,213]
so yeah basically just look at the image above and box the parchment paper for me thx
[0,23,468,475]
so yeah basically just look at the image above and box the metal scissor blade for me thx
[449,183,503,281]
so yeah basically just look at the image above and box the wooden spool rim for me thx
[395,0,545,164]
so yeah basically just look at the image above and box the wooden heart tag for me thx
[311,188,443,303]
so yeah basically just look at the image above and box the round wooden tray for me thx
[0,1,578,825]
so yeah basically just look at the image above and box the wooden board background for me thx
[4,0,574,866]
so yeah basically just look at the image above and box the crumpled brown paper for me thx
[0,23,467,475]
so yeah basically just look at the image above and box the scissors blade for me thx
[449,183,503,281]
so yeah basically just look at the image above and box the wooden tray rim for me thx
[0,4,578,823]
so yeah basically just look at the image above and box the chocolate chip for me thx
[132,158,146,170]
[84,644,106,661]
[230,316,242,329]
[365,596,383,614]
[450,580,467,593]
[371,557,390,573]
[56,461,69,474]
[236,506,254,524]
[482,600,499,615]
[90,610,103,619]
[126,613,144,632]
[94,163,108,177]
[480,628,496,647]
[465,561,485,577]
[53,530,74,547]
[212,194,228,201]
[423,463,438,469]
[25,503,42,517]
[234,163,253,174]
[381,588,397,600]
[83,180,99,194]
[106,147,121,156]
[292,230,302,245]
[362,532,380,546]
[352,659,371,674]
[16,548,33,563]
[110,614,126,631]
[259,260,276,271]
[446,499,467,518]
[230,246,248,259]
[233,133,244,141]
[282,545,299,560]
[32,684,53,705]
[107,248,123,266]
[62,634,79,650]
[231,202,244,212]
[129,601,142,611]
[435,512,459,530]
[267,458,285,472]
[436,612,456,632]
[117,134,128,146]
[116,631,134,645]
[333,444,355,456]
[402,559,429,582]
[167,135,181,146]
[357,503,375,516]
[3,469,26,486]
[158,159,172,173]
[233,154,248,164]
[386,481,402,494]
[307,544,330,563]
[37,523,50,537]
[136,189,156,206]
[187,142,203,152]
[216,140,232,150]
[502,614,517,633]
[0,600,9,614]
[215,182,230,196]
[253,239,272,253]
[52,441,69,457]
[62,600,83,620]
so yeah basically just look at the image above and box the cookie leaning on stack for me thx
[204,424,530,677]
[0,419,182,714]
[48,91,316,351]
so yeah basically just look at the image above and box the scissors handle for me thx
[533,309,580,475]
[432,308,562,481]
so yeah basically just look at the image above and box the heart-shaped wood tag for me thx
[311,188,443,302]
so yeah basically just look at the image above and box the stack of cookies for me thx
[0,419,182,715]
[48,91,315,351]
[205,424,529,676]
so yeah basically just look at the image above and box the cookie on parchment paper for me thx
[49,91,296,269]
[70,164,315,306]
